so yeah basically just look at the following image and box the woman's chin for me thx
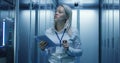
[54,19,58,22]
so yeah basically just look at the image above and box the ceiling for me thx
[19,0,99,9]
[0,0,100,10]
[0,0,15,10]
[19,0,99,5]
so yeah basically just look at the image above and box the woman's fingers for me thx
[62,40,69,48]
[39,41,47,50]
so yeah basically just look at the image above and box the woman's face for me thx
[54,6,67,22]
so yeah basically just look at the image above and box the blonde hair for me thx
[60,4,72,36]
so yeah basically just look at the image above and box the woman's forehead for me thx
[57,6,64,10]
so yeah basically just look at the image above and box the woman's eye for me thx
[59,11,63,13]
[55,10,63,14]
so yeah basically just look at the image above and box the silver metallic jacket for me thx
[45,27,82,63]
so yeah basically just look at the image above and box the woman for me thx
[40,4,82,63]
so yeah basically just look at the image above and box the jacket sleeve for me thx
[65,29,82,57]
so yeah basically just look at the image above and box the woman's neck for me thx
[55,21,65,32]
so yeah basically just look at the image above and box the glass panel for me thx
[0,0,15,63]
[80,9,99,63]
[101,0,120,63]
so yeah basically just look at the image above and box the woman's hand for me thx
[39,41,47,51]
[62,40,69,50]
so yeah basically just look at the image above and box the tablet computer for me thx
[35,35,56,48]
